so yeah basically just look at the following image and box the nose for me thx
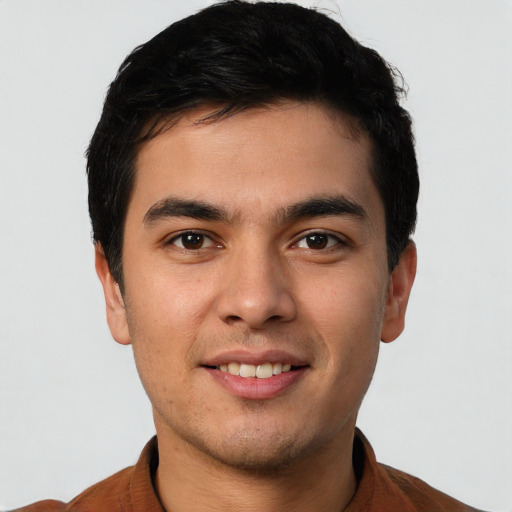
[215,246,297,329]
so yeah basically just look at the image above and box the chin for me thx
[154,398,347,472]
[186,417,325,473]
[211,434,311,472]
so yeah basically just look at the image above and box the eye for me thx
[295,233,342,250]
[168,232,217,250]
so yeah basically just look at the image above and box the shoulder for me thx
[376,463,487,512]
[350,429,488,512]
[9,437,160,512]
[7,500,66,512]
[9,466,133,512]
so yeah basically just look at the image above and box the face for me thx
[97,102,415,470]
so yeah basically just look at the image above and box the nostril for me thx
[217,288,297,328]
[225,314,283,325]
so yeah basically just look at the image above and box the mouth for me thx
[203,362,303,379]
[201,351,310,400]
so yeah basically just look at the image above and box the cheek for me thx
[125,263,215,333]
[300,269,386,371]
[122,265,220,390]
[305,268,385,330]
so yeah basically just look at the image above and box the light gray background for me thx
[1,1,511,510]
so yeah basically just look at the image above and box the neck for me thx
[154,424,357,512]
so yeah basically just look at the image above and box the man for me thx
[14,1,486,511]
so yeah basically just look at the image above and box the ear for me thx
[380,241,417,343]
[94,244,131,345]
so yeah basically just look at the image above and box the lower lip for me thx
[206,367,308,400]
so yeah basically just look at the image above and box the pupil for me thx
[183,233,204,249]
[307,234,327,249]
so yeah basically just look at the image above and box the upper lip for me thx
[202,349,309,367]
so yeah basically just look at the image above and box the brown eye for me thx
[305,234,328,249]
[181,233,204,249]
[296,233,342,250]
[171,232,213,250]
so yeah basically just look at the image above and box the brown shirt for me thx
[13,430,485,512]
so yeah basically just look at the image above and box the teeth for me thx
[256,363,273,379]
[227,362,240,376]
[218,362,295,378]
[239,363,256,378]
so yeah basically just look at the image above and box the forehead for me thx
[131,102,382,226]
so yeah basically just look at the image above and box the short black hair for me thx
[87,0,418,287]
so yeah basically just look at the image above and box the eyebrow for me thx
[143,194,368,226]
[143,197,231,225]
[276,195,368,224]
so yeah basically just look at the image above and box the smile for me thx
[202,350,309,398]
[217,362,294,379]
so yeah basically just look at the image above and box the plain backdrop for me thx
[1,1,511,510]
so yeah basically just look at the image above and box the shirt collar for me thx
[123,430,376,512]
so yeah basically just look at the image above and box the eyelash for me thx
[165,230,347,252]
[293,231,347,251]
[166,231,219,250]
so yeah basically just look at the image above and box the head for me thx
[90,0,418,472]
[87,0,418,290]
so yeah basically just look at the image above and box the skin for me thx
[96,101,416,512]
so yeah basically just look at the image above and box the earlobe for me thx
[380,241,417,343]
[94,244,131,345]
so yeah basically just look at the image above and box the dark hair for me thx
[87,0,418,287]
